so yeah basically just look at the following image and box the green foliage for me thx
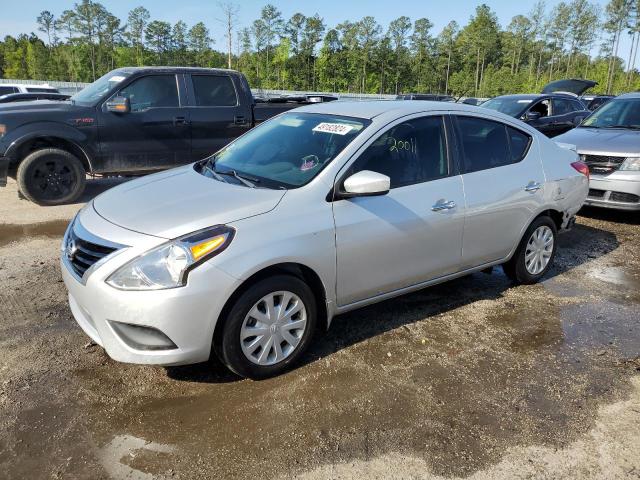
[1,1,639,96]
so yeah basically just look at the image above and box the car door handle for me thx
[431,200,457,212]
[173,116,189,126]
[234,115,247,125]
[524,181,542,193]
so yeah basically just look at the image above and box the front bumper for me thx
[585,174,640,211]
[61,215,241,366]
[0,156,8,187]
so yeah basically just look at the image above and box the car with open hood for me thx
[61,101,589,379]
[482,79,595,137]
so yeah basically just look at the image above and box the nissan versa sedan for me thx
[61,101,589,379]
[555,93,640,211]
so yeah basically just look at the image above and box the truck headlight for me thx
[106,226,235,290]
[620,157,640,171]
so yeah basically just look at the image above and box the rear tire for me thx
[16,148,86,205]
[503,216,557,285]
[215,275,317,380]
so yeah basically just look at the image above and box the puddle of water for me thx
[0,220,69,248]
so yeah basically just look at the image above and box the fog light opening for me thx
[108,321,178,351]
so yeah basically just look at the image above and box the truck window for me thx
[192,75,237,107]
[119,75,179,112]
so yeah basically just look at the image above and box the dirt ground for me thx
[0,176,639,480]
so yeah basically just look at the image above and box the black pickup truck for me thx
[0,67,325,205]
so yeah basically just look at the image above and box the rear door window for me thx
[552,98,574,115]
[456,116,529,173]
[192,75,238,107]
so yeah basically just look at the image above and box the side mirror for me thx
[106,96,130,113]
[341,170,390,198]
[525,111,542,121]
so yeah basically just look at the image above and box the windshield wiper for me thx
[214,167,259,188]
[201,163,227,183]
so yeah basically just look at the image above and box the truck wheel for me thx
[215,275,317,380]
[16,148,86,205]
[503,216,557,285]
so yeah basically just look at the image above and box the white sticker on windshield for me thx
[109,75,126,83]
[517,99,533,104]
[313,122,354,135]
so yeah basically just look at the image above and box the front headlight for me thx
[0,124,7,138]
[106,225,235,290]
[620,157,640,171]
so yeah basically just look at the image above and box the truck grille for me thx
[581,154,626,175]
[66,228,118,279]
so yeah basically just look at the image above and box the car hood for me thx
[0,99,78,114]
[541,79,597,95]
[93,165,287,239]
[554,127,640,156]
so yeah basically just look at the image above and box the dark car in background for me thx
[482,79,596,137]
[580,94,615,111]
[0,67,323,205]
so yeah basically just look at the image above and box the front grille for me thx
[66,228,117,278]
[588,188,606,198]
[581,154,626,175]
[609,191,640,203]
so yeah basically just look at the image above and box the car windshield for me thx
[201,112,370,189]
[70,70,133,105]
[482,97,533,117]
[581,98,640,128]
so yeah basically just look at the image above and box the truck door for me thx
[97,73,191,172]
[185,73,253,161]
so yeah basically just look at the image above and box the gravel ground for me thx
[0,177,639,480]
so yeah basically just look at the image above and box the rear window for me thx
[192,75,237,107]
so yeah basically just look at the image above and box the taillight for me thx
[571,161,589,179]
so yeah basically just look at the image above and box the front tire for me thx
[215,275,317,379]
[503,216,557,284]
[16,148,86,205]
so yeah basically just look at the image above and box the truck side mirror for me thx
[106,96,130,113]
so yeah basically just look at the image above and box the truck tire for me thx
[16,148,86,206]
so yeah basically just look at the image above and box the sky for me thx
[0,0,631,63]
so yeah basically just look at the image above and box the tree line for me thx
[1,0,639,97]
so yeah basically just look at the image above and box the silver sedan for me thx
[61,101,589,378]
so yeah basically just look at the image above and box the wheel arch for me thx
[507,207,565,261]
[212,262,330,350]
[7,134,94,173]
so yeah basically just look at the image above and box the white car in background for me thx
[0,83,60,96]
[61,101,589,379]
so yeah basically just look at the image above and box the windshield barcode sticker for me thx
[313,123,354,135]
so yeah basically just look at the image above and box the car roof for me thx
[294,100,488,120]
[616,92,640,99]
[116,66,239,75]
